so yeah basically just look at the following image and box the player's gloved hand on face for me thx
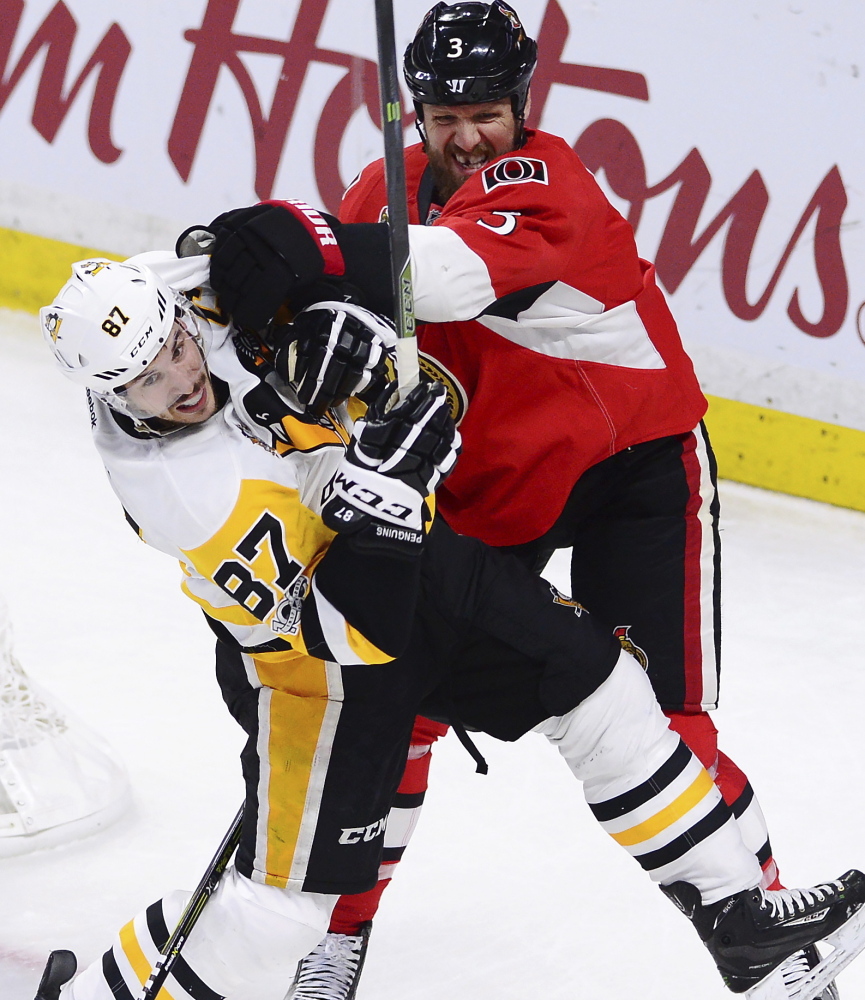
[273,302,397,419]
[204,201,347,330]
[322,380,461,544]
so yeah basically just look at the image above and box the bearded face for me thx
[420,98,522,202]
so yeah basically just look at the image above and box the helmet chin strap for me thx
[413,101,427,143]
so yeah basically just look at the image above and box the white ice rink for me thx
[1,306,864,1000]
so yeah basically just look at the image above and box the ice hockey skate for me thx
[287,923,372,1000]
[662,870,865,997]
[33,950,77,1000]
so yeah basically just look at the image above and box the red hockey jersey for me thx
[340,129,707,546]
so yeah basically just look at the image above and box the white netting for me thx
[0,617,68,750]
[0,593,130,856]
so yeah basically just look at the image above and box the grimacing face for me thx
[119,319,217,426]
[422,96,525,202]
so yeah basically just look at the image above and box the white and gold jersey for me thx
[90,251,388,666]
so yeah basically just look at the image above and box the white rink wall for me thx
[1,0,864,427]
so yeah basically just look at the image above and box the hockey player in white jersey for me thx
[33,250,865,1000]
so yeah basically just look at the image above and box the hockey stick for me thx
[373,0,420,396]
[136,803,244,1000]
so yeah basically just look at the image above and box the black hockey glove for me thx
[274,302,397,418]
[322,381,461,551]
[204,200,348,330]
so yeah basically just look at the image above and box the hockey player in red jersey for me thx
[191,4,840,997]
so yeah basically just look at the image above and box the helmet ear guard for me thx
[404,0,537,132]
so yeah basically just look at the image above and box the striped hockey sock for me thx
[536,651,761,904]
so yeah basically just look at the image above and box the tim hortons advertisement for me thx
[1,0,863,429]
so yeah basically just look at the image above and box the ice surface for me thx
[1,307,864,999]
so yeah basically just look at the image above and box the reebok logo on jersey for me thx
[339,815,387,845]
[481,157,548,193]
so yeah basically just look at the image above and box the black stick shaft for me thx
[137,804,244,1000]
[374,0,419,391]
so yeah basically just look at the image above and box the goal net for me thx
[0,594,129,857]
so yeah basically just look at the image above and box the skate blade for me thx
[745,905,865,1000]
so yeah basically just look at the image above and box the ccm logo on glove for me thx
[327,469,413,523]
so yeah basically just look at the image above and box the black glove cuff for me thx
[323,499,424,558]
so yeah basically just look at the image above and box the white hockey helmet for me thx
[41,258,178,392]
[41,258,210,425]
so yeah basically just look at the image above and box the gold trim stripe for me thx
[249,652,332,887]
[118,918,178,1000]
[609,768,715,848]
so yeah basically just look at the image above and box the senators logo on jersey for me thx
[614,625,649,670]
[549,584,586,616]
[481,157,548,193]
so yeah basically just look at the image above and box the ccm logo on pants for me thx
[339,816,387,844]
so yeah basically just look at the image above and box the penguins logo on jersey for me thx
[481,157,548,193]
[549,585,586,616]
[418,353,468,426]
[614,625,649,670]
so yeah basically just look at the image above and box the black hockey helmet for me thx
[403,2,538,120]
